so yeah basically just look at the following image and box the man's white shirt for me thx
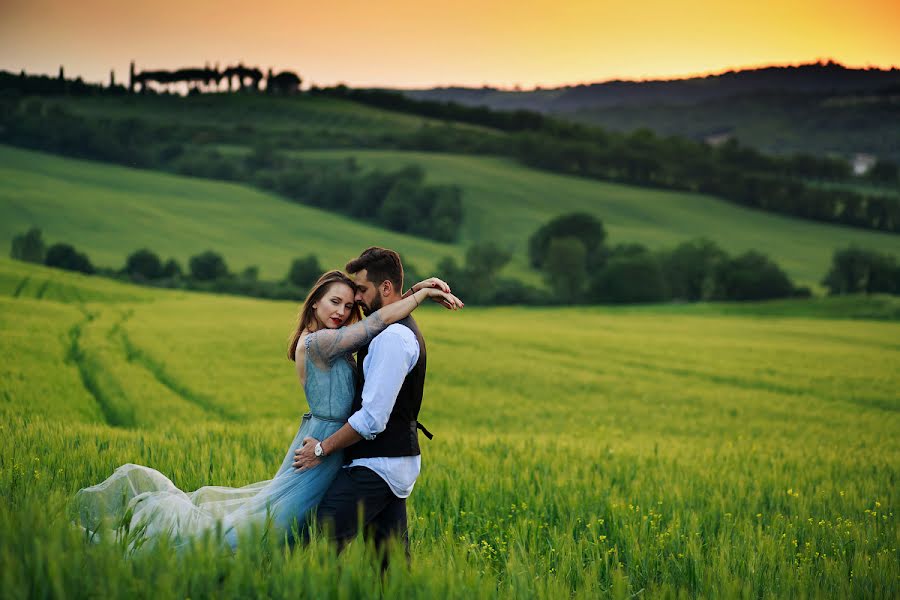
[346,323,421,498]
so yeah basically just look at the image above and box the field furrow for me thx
[116,318,236,422]
[11,276,29,298]
[0,297,105,424]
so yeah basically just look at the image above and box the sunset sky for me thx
[2,0,898,89]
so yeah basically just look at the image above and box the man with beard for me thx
[293,247,459,568]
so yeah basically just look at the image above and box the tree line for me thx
[427,214,900,305]
[0,64,302,96]
[9,228,338,300]
[10,225,899,304]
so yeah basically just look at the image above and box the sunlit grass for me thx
[1,260,897,598]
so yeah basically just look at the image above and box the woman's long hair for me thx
[287,270,362,361]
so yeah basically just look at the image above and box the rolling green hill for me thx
[3,144,899,290]
[0,145,465,280]
[293,149,900,287]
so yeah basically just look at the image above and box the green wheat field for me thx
[1,256,897,598]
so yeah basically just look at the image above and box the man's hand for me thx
[292,437,322,471]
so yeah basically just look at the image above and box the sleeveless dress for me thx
[72,313,388,552]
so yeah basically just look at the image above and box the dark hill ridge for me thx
[402,61,900,111]
[401,61,900,161]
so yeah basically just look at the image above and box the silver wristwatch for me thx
[314,442,325,458]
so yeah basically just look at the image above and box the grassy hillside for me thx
[294,149,900,287]
[5,144,899,293]
[1,258,897,597]
[0,145,466,279]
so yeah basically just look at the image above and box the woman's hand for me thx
[417,287,464,310]
[404,277,452,298]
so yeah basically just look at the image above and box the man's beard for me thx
[361,294,382,316]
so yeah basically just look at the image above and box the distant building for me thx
[704,130,733,147]
[851,153,876,176]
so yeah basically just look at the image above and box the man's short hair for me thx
[346,247,404,291]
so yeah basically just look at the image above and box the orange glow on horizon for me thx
[1,0,898,89]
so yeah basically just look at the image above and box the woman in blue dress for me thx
[73,270,461,551]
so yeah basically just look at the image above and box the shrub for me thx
[124,248,163,280]
[10,227,46,264]
[189,251,229,281]
[543,237,588,303]
[589,253,668,304]
[44,243,94,274]
[822,246,899,295]
[660,238,728,301]
[715,251,795,300]
[287,255,322,289]
[161,258,183,279]
[528,213,606,269]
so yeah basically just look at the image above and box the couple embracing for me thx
[75,247,463,567]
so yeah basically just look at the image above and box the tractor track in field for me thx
[35,279,50,299]
[12,276,30,297]
[113,310,235,421]
[66,307,135,427]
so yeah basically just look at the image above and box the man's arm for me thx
[293,326,418,471]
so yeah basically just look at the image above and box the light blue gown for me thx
[73,313,388,552]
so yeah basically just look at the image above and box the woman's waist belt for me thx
[302,411,345,424]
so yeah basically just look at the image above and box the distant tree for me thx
[398,257,422,290]
[266,71,302,94]
[44,243,94,274]
[433,243,514,305]
[161,258,183,279]
[604,243,652,260]
[189,250,229,281]
[436,256,465,295]
[660,238,728,301]
[124,248,163,280]
[822,246,899,295]
[463,242,512,304]
[529,213,606,269]
[542,237,588,303]
[157,143,185,163]
[244,145,285,171]
[714,251,794,300]
[287,254,322,289]
[240,265,260,282]
[378,179,419,232]
[588,252,668,304]
[10,227,46,264]
[426,185,464,242]
[867,159,899,186]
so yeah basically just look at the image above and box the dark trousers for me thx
[310,466,409,569]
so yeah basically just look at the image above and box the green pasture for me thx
[0,145,464,279]
[294,149,900,288]
[1,259,897,598]
[4,144,900,293]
